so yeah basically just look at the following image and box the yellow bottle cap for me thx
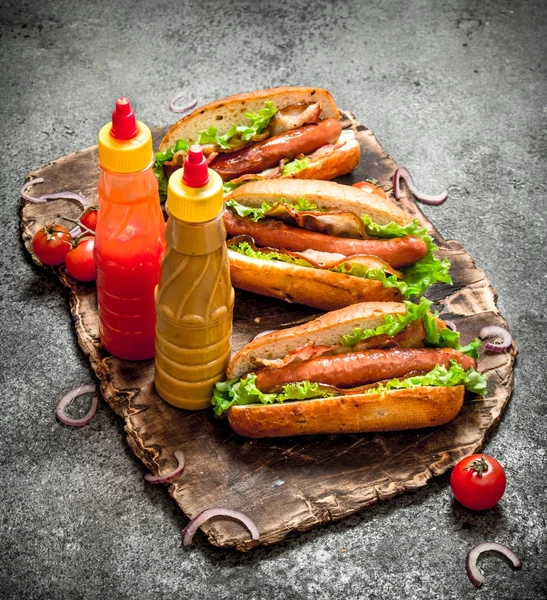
[98,98,153,173]
[167,166,224,223]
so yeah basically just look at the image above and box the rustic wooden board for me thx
[20,113,517,551]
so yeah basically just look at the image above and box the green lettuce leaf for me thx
[244,101,278,137]
[226,199,272,222]
[294,197,319,210]
[153,139,190,200]
[341,297,481,360]
[226,197,319,222]
[359,217,452,298]
[212,373,335,416]
[228,241,313,267]
[282,157,310,176]
[366,361,487,395]
[360,215,425,238]
[211,362,487,415]
[197,101,278,149]
[223,181,246,195]
[341,297,433,345]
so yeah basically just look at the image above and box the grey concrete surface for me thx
[1,0,546,598]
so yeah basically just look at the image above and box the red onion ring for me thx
[466,542,522,587]
[169,93,198,114]
[393,167,448,205]
[56,384,98,427]
[182,508,260,546]
[480,325,513,352]
[21,178,89,206]
[144,450,186,484]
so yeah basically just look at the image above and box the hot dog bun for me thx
[214,301,484,438]
[228,248,402,311]
[159,87,360,183]
[226,178,410,225]
[228,386,465,437]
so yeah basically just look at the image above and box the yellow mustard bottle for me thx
[154,145,234,410]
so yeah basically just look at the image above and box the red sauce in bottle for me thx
[95,98,166,360]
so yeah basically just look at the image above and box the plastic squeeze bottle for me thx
[95,97,166,360]
[154,145,234,410]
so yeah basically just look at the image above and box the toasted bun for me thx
[160,87,340,151]
[228,250,401,320]
[228,301,408,379]
[228,386,465,437]
[227,178,410,226]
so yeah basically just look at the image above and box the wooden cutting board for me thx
[20,112,517,551]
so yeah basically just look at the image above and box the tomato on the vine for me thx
[80,207,98,232]
[352,180,387,199]
[65,236,96,282]
[32,223,72,266]
[450,454,506,511]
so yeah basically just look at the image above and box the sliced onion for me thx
[393,167,448,205]
[21,178,89,206]
[466,542,522,587]
[169,92,197,114]
[56,384,98,427]
[182,508,260,546]
[144,450,185,484]
[480,325,513,352]
[443,320,458,332]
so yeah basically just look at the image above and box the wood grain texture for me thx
[20,114,517,551]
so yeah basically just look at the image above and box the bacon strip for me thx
[269,102,322,136]
[264,203,367,238]
[252,341,332,368]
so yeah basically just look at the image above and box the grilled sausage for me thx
[210,118,343,181]
[254,347,477,392]
[224,212,428,269]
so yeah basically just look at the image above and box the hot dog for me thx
[212,299,486,438]
[154,87,360,198]
[224,179,452,310]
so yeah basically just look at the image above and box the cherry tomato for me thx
[80,207,98,232]
[450,454,506,511]
[65,237,96,282]
[32,223,72,266]
[352,180,387,199]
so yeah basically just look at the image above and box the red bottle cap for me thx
[110,97,139,140]
[182,145,210,188]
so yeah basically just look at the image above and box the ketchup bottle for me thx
[154,145,234,410]
[95,98,166,360]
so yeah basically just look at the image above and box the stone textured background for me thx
[1,0,545,598]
